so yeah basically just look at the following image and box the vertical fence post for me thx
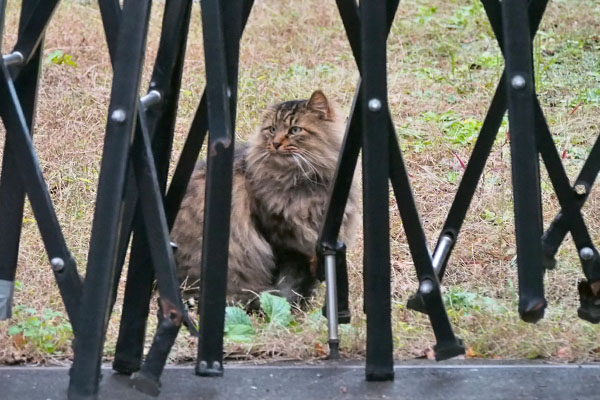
[68,1,152,398]
[112,0,195,376]
[195,0,243,377]
[0,0,40,320]
[360,0,394,381]
[502,0,546,323]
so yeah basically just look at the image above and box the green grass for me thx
[1,0,600,364]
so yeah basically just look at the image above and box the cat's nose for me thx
[273,142,282,150]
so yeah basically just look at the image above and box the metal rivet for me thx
[368,98,382,112]
[574,184,587,196]
[419,279,434,295]
[511,75,526,90]
[140,90,162,109]
[3,51,24,67]
[212,361,221,370]
[50,257,65,272]
[199,361,207,369]
[111,109,126,123]
[580,247,595,261]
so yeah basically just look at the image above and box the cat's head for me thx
[247,90,344,181]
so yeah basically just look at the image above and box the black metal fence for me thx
[0,0,598,399]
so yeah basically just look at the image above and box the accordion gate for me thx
[0,0,598,399]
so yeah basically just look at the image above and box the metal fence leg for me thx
[195,0,246,377]
[0,2,82,329]
[502,0,546,322]
[0,0,40,320]
[68,2,152,398]
[112,0,194,376]
[360,0,394,382]
[541,135,600,269]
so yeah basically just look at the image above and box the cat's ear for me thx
[307,90,331,117]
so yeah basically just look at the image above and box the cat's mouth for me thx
[269,149,295,156]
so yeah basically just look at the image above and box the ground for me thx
[0,0,599,365]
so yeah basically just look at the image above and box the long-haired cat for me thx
[172,90,359,308]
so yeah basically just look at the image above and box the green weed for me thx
[8,306,73,354]
[44,50,78,67]
[421,110,483,146]
[224,292,295,343]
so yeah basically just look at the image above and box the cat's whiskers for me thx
[299,154,322,180]
[294,150,325,178]
[296,148,329,168]
[292,154,319,184]
[293,153,324,185]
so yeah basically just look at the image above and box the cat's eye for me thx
[289,126,302,135]
[267,126,276,135]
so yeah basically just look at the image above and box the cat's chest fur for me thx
[250,179,329,256]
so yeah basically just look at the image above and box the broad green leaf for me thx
[260,292,292,327]
[7,325,22,336]
[225,306,251,326]
[308,309,326,325]
[225,324,255,343]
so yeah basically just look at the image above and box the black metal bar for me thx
[165,1,253,227]
[0,0,7,52]
[405,73,507,314]
[332,0,463,362]
[195,0,245,377]
[165,93,208,227]
[131,113,184,305]
[10,0,60,65]
[0,58,82,330]
[490,0,600,323]
[404,0,549,304]
[0,0,34,319]
[542,134,600,266]
[317,82,361,250]
[360,0,394,382]
[96,0,144,332]
[318,2,401,344]
[388,131,464,360]
[68,1,152,398]
[130,314,181,397]
[113,0,194,375]
[431,75,506,279]
[115,0,253,376]
[0,0,44,320]
[421,0,549,282]
[533,99,600,282]
[111,221,153,374]
[334,243,350,322]
[88,0,194,384]
[82,0,136,373]
[502,0,546,323]
[98,0,122,63]
[96,3,137,320]
[124,105,190,393]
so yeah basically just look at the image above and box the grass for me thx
[1,0,600,365]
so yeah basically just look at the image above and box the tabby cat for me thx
[172,90,359,308]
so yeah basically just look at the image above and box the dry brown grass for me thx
[1,0,600,365]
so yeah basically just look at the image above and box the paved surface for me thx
[1,361,599,399]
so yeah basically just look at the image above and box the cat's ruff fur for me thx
[172,90,359,308]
